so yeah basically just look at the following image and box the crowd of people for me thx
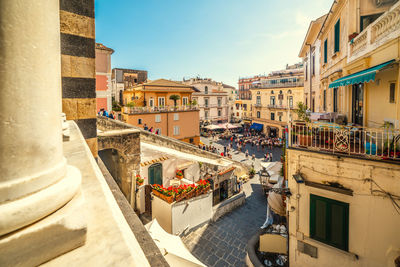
[205,129,284,162]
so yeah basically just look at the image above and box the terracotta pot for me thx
[176,174,183,179]
[160,194,174,204]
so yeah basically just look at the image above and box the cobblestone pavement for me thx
[181,176,266,267]
[181,136,282,267]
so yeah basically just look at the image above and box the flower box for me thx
[160,194,174,204]
[185,190,195,199]
[152,188,161,197]
[203,185,210,194]
[175,192,186,202]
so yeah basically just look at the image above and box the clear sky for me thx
[95,0,332,87]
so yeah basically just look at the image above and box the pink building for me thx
[95,43,114,112]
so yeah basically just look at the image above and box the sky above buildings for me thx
[95,0,332,87]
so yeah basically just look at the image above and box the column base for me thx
[0,189,87,267]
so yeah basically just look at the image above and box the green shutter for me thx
[310,194,349,251]
[324,39,328,63]
[334,19,340,52]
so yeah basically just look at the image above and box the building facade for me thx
[183,78,230,124]
[238,75,267,100]
[287,1,400,266]
[122,79,200,145]
[95,43,114,112]
[299,15,326,113]
[111,68,148,104]
[250,64,304,137]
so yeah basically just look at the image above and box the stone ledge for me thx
[97,157,169,267]
[42,121,151,266]
[212,192,246,222]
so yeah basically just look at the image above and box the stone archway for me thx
[98,129,140,203]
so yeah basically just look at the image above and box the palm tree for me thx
[169,94,180,108]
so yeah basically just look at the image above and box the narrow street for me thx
[181,136,283,267]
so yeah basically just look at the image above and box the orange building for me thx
[122,79,200,145]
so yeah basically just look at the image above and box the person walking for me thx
[245,150,249,159]
[269,152,273,162]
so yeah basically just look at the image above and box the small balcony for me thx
[288,122,400,161]
[123,105,199,114]
[250,81,304,89]
[267,104,294,110]
[348,0,400,63]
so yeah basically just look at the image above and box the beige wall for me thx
[287,148,400,267]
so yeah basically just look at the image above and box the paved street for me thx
[181,136,283,267]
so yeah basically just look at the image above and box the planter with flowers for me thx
[136,174,144,186]
[176,170,183,179]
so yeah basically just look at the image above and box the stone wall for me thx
[212,192,246,222]
[60,0,97,156]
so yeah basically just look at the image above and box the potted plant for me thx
[185,184,196,199]
[176,169,183,179]
[249,168,256,178]
[136,175,144,186]
[169,94,180,109]
[174,186,186,202]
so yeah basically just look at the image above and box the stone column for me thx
[0,0,85,265]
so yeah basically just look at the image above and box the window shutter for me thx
[324,39,328,63]
[334,19,340,52]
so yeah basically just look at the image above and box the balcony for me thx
[199,104,228,108]
[123,105,199,114]
[288,122,400,161]
[250,81,304,89]
[267,104,294,110]
[348,0,400,63]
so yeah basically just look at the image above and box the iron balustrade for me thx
[288,122,400,161]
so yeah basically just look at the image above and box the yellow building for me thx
[250,64,304,137]
[319,0,400,128]
[287,1,400,266]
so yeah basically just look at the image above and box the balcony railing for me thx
[250,81,304,89]
[348,0,400,62]
[288,122,400,161]
[267,104,294,110]
[199,104,229,108]
[123,105,199,114]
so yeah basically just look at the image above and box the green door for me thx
[148,163,163,185]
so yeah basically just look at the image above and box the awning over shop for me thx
[328,59,395,88]
[203,124,223,130]
[250,123,263,131]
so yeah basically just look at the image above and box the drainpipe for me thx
[306,43,313,111]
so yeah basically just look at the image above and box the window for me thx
[333,87,338,112]
[334,19,340,53]
[173,126,180,135]
[155,114,161,123]
[270,113,275,120]
[218,97,222,107]
[174,113,179,121]
[305,63,308,81]
[204,98,209,107]
[158,97,165,107]
[312,53,315,75]
[324,39,328,64]
[271,90,274,94]
[218,109,222,117]
[310,194,349,251]
[189,138,194,143]
[360,13,382,32]
[256,96,261,105]
[257,111,260,118]
[279,90,283,94]
[138,118,142,125]
[149,98,154,107]
[270,96,275,106]
[182,97,188,106]
[243,104,247,111]
[288,90,292,94]
[205,86,208,94]
[390,83,396,103]
[279,116,282,121]
[205,110,209,119]
[323,90,327,111]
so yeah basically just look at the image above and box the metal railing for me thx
[123,105,199,114]
[288,122,400,161]
[250,81,304,89]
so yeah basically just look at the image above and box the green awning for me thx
[328,59,395,88]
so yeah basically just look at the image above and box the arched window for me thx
[288,90,292,94]
[271,90,274,94]
[257,91,260,95]
[279,90,283,94]
[257,111,261,118]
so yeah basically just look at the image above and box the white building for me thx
[183,78,230,124]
